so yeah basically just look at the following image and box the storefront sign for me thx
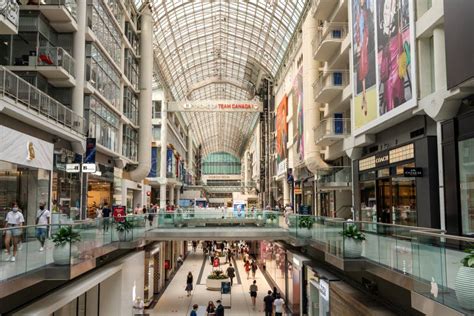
[319,279,329,301]
[66,163,81,173]
[294,187,302,194]
[403,167,423,177]
[113,205,126,222]
[374,151,389,167]
[82,163,96,173]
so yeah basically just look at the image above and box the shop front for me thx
[354,137,439,228]
[87,164,114,218]
[258,241,287,299]
[442,108,474,236]
[0,126,53,224]
[304,263,339,316]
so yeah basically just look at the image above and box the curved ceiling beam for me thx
[185,76,255,99]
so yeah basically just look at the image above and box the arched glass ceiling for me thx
[151,0,306,100]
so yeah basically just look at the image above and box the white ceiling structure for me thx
[149,0,306,157]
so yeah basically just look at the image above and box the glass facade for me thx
[124,87,138,125]
[123,125,138,161]
[87,96,119,153]
[202,152,241,175]
[89,0,121,65]
[259,241,286,297]
[124,49,139,89]
[459,138,474,236]
[87,44,121,108]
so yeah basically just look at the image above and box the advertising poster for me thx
[352,0,377,129]
[113,205,126,222]
[148,147,157,177]
[85,138,96,163]
[166,148,173,175]
[352,0,416,131]
[275,95,288,164]
[292,67,304,162]
[376,0,413,115]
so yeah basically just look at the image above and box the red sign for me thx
[164,260,171,270]
[213,258,220,268]
[113,205,126,222]
[218,103,256,110]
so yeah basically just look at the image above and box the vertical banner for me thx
[166,148,173,175]
[84,138,96,163]
[148,147,157,177]
[293,67,304,163]
[276,95,288,163]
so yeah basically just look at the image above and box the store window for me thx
[459,138,474,236]
[152,100,162,118]
[87,96,119,153]
[259,241,286,297]
[123,125,138,161]
[124,87,138,125]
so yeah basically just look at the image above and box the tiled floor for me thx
[150,244,273,315]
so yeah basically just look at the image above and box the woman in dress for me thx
[185,272,193,296]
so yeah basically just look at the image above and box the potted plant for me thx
[116,219,133,241]
[266,213,277,225]
[163,213,174,225]
[52,226,81,265]
[455,247,474,310]
[297,216,315,238]
[340,224,365,258]
[206,269,230,290]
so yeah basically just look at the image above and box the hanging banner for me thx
[84,138,96,163]
[148,147,158,177]
[167,99,263,112]
[166,148,173,175]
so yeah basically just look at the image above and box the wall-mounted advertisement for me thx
[351,0,416,131]
[276,95,288,164]
[292,67,304,163]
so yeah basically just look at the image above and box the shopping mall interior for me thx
[1,0,474,315]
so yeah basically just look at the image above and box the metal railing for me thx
[1,0,19,29]
[313,70,349,100]
[314,117,351,144]
[0,66,86,135]
[37,46,76,78]
[312,22,348,57]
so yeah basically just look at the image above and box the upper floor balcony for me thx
[0,66,85,136]
[313,22,348,61]
[315,166,352,190]
[9,46,76,87]
[20,0,77,32]
[312,0,337,21]
[313,70,349,103]
[314,117,351,147]
[0,0,19,34]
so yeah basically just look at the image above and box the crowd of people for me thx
[184,240,286,315]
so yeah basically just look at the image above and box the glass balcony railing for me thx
[0,66,86,135]
[315,166,352,187]
[314,117,351,145]
[1,210,473,314]
[37,46,76,78]
[0,0,20,31]
[25,0,77,21]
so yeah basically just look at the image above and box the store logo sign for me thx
[375,152,389,167]
[26,141,35,161]
[66,163,81,173]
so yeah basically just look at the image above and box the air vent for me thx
[410,128,424,139]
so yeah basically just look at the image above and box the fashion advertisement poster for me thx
[292,67,304,162]
[352,0,377,129]
[351,0,415,130]
[377,0,413,115]
[276,95,288,164]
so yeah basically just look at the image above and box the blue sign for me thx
[148,147,158,177]
[84,138,96,163]
[166,148,173,175]
[221,281,231,294]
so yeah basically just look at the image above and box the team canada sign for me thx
[167,100,263,112]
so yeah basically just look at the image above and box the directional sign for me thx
[82,163,97,173]
[66,163,80,173]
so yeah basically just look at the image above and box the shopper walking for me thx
[226,263,235,286]
[251,259,258,279]
[192,240,197,253]
[101,202,112,232]
[185,272,193,296]
[35,202,50,251]
[244,260,251,279]
[206,301,216,316]
[274,294,285,316]
[263,290,274,316]
[190,304,198,316]
[249,280,258,308]
[215,300,224,316]
[4,202,24,262]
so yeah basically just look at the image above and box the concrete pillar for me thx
[176,186,181,206]
[433,27,447,91]
[129,5,153,181]
[187,129,193,176]
[71,0,86,154]
[159,184,166,209]
[169,185,175,206]
[302,14,328,173]
[283,179,290,206]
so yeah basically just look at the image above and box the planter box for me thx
[456,266,474,310]
[206,278,230,291]
[344,238,363,258]
[297,228,312,238]
[53,243,79,265]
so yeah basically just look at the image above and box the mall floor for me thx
[150,244,275,315]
